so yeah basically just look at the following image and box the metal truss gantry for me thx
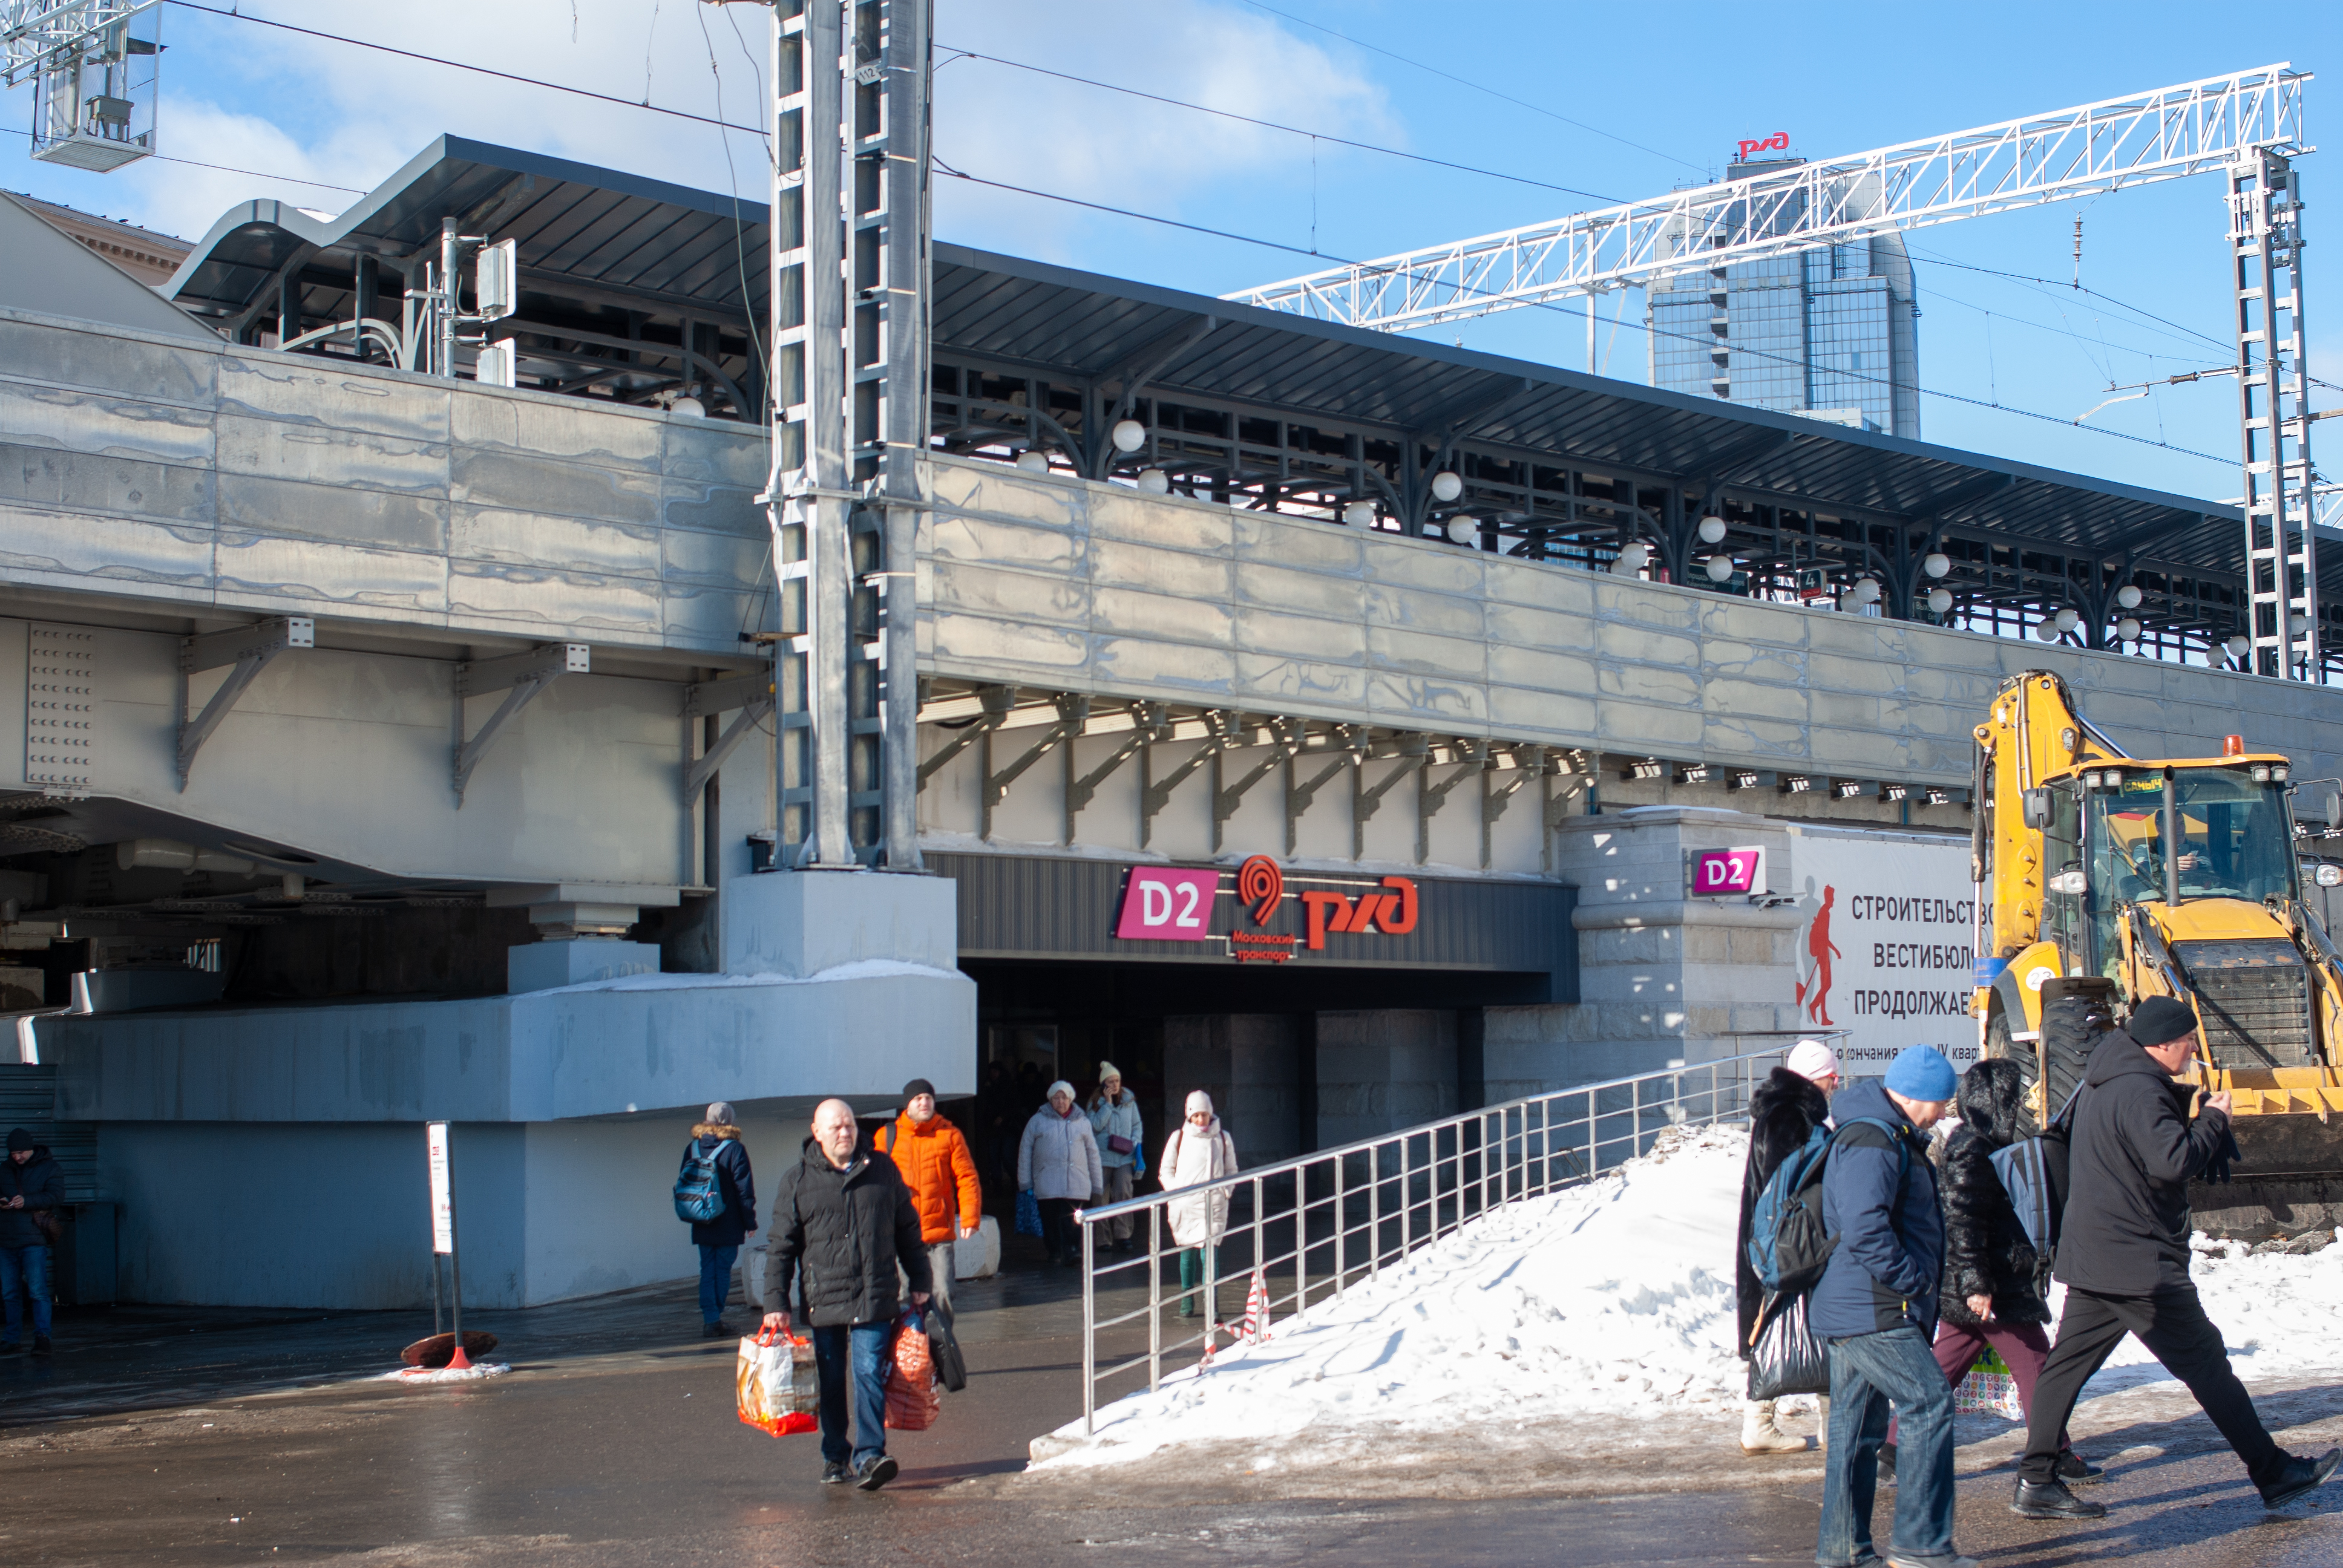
[1,0,160,171]
[2232,149,2322,679]
[759,0,930,868]
[1230,65,2307,332]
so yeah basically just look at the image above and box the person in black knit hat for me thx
[2011,995,2339,1520]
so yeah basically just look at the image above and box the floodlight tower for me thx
[741,0,931,869]
[1,0,162,171]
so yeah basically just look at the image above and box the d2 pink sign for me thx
[1115,866,1220,940]
[1691,846,1766,897]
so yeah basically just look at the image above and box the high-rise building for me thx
[1648,157,1921,439]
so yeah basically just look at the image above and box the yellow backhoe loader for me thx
[1973,670,2343,1238]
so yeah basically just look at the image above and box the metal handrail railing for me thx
[1075,1047,1792,1434]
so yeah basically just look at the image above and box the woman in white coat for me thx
[1157,1090,1238,1318]
[1018,1080,1103,1267]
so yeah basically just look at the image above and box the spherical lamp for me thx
[1430,471,1464,503]
[1110,417,1147,454]
[1016,450,1049,473]
[1697,514,1728,545]
[1704,555,1734,583]
[1853,577,1881,605]
[1342,500,1376,528]
[2115,584,2143,611]
[1446,516,1477,545]
[2053,606,2081,633]
[2291,613,2312,637]
[1612,541,1650,574]
[1927,587,1954,616]
[2034,618,2060,641]
[2226,633,2252,661]
[1922,551,1951,579]
[1136,468,1169,495]
[2117,617,2143,643]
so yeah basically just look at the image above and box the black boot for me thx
[2260,1448,2342,1510]
[2010,1477,2106,1519]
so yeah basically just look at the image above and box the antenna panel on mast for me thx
[2,0,162,172]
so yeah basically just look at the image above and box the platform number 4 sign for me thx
[1691,846,1766,897]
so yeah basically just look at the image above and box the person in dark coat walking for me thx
[1883,1059,2094,1480]
[681,1101,756,1338]
[1813,1046,1962,1568]
[1737,1039,1840,1454]
[2011,996,2340,1521]
[0,1129,60,1357]
[761,1099,931,1492]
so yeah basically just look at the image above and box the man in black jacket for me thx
[761,1099,931,1492]
[0,1129,61,1357]
[2012,996,2340,1520]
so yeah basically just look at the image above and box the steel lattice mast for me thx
[1229,65,2308,333]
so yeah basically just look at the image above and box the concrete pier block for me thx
[507,939,658,994]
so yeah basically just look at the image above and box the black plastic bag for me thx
[926,1304,969,1393]
[1748,1292,1830,1400]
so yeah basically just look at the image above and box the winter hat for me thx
[1883,1045,1958,1103]
[1046,1079,1076,1103]
[2129,995,2198,1048]
[1095,1060,1122,1082]
[902,1077,936,1101]
[1784,1039,1841,1085]
[4,1128,28,1153]
[1184,1089,1215,1119]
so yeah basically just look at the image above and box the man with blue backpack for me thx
[675,1101,756,1339]
[1812,1045,1964,1568]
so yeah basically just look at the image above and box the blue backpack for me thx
[1745,1117,1907,1299]
[1990,1083,2084,1256]
[674,1138,732,1224]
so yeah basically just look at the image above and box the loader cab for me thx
[2046,761,2301,972]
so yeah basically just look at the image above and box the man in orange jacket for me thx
[874,1078,981,1321]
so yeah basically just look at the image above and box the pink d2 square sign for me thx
[1691,846,1766,897]
[1115,866,1220,940]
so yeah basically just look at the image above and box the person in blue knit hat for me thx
[1812,1045,1966,1568]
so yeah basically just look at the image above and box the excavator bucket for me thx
[2189,1068,2343,1240]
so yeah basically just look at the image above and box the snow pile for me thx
[1035,1121,2343,1469]
[1035,1123,1753,1467]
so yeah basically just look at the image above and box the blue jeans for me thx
[1818,1324,1956,1566]
[810,1321,894,1468]
[697,1244,739,1325]
[0,1244,50,1341]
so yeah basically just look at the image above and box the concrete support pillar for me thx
[1484,806,1801,1097]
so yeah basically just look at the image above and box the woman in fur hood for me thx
[1736,1040,1839,1454]
[1883,1058,2096,1481]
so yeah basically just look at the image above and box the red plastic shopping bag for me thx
[736,1326,819,1437]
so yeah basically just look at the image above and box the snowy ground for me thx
[1032,1123,2343,1471]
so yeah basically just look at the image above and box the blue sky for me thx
[8,0,2336,505]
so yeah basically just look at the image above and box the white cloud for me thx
[930,0,1398,258]
[41,0,1391,267]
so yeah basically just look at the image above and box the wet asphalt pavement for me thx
[0,1247,2336,1566]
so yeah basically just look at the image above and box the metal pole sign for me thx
[424,1120,468,1364]
[426,1121,454,1255]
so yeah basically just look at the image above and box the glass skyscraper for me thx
[1647,157,1921,439]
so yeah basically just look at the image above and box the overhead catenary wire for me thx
[119,4,2237,465]
[1236,0,1708,177]
[161,0,759,134]
[2,124,364,194]
[934,45,1625,204]
[940,166,2235,468]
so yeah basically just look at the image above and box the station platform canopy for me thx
[159,136,2316,665]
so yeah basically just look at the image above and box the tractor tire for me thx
[2039,989,2111,1125]
[1982,1008,2042,1127]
